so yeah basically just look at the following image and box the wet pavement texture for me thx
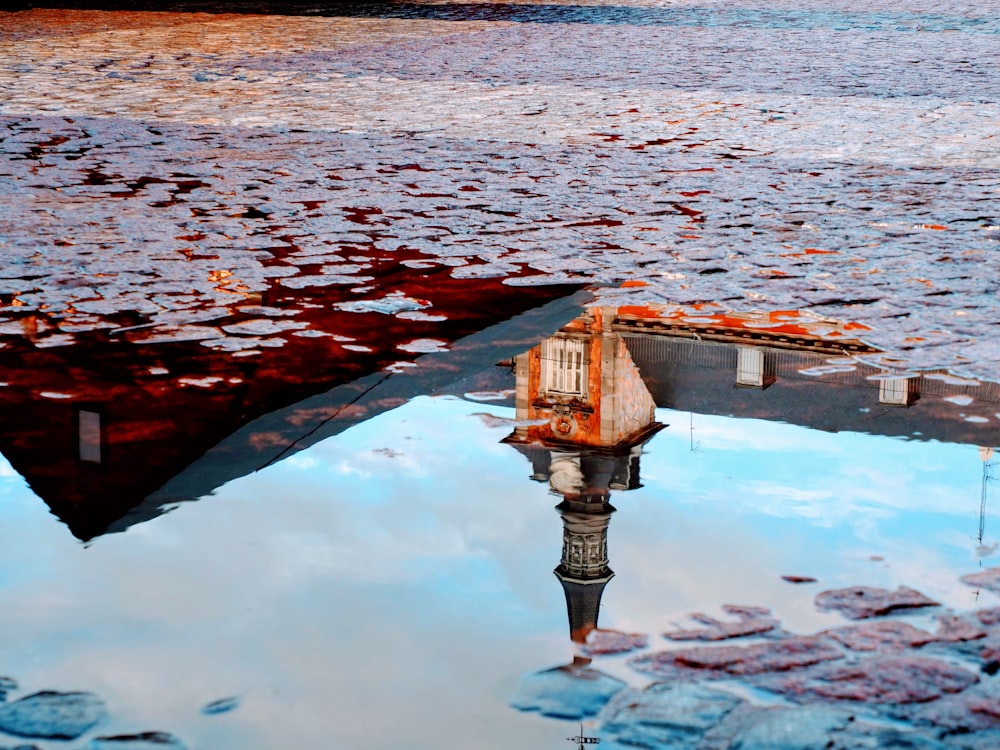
[2,1,1000,749]
[2,0,999,376]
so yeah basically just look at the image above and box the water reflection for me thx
[503,305,1000,745]
[0,279,584,539]
[1,301,999,747]
[505,307,662,720]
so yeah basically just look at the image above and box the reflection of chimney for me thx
[554,497,615,644]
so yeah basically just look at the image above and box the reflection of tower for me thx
[555,486,615,644]
[507,308,662,722]
[504,307,663,644]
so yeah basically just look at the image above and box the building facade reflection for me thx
[0,297,998,544]
[504,306,664,645]
[506,303,1000,723]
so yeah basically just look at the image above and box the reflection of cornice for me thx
[530,399,595,415]
[612,317,874,355]
[555,570,615,586]
[502,422,665,455]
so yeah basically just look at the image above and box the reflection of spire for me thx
[555,496,615,644]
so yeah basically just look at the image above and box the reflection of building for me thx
[0,273,585,540]
[508,303,1000,724]
[504,307,665,644]
[507,307,661,451]
[3,297,998,543]
[506,311,663,722]
[613,305,1000,440]
[505,304,1000,646]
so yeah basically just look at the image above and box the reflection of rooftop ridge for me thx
[614,306,874,354]
[0,286,588,541]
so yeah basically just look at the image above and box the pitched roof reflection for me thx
[0,272,585,540]
[0,298,996,542]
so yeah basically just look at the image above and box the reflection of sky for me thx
[0,396,996,748]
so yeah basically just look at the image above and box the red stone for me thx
[814,586,939,620]
[822,620,936,652]
[781,656,978,704]
[663,604,779,642]
[631,636,843,679]
[581,629,648,656]
[936,614,987,643]
[961,568,1000,596]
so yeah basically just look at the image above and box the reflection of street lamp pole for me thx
[979,447,996,548]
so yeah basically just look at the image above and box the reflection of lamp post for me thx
[979,447,996,548]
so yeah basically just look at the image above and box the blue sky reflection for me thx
[0,395,996,748]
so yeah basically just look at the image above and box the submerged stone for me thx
[823,621,937,652]
[89,733,187,750]
[975,608,1000,626]
[940,729,1000,750]
[0,691,107,740]
[893,672,1000,735]
[778,656,978,705]
[663,605,780,642]
[599,683,744,748]
[630,636,843,680]
[936,615,987,643]
[510,659,626,719]
[829,722,949,750]
[701,704,853,750]
[814,586,939,620]
[962,569,1000,596]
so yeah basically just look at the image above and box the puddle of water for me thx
[3,2,1000,746]
[0,301,999,748]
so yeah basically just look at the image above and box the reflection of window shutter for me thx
[542,338,587,396]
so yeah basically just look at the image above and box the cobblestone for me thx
[1,1,999,376]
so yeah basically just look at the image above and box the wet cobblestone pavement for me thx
[2,0,999,376]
